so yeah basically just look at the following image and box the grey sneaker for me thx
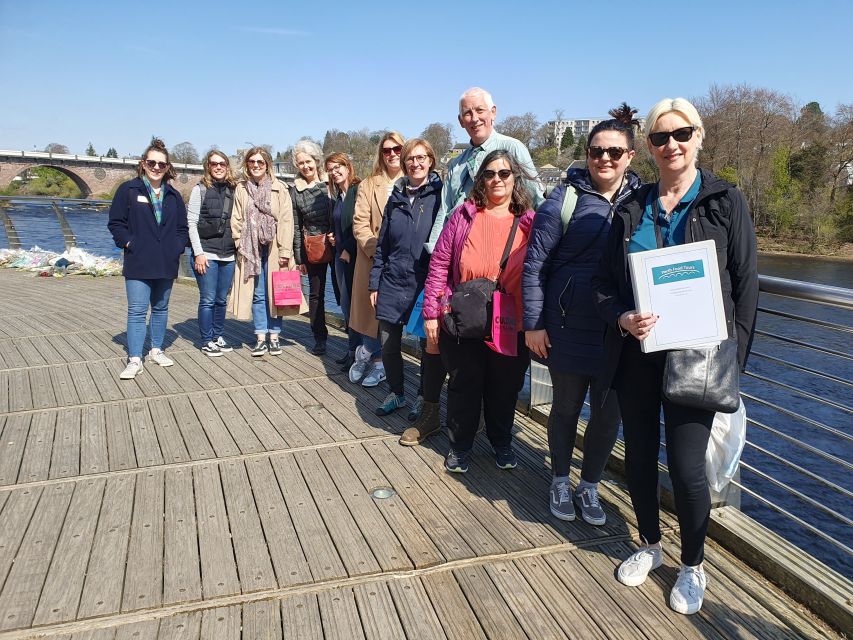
[407,395,424,422]
[376,392,406,416]
[670,565,707,615]
[119,359,143,380]
[201,341,223,357]
[361,363,386,388]
[549,479,576,521]
[268,337,282,356]
[148,349,174,367]
[617,545,663,587]
[574,485,606,526]
[348,346,370,383]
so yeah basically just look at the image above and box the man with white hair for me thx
[426,87,544,251]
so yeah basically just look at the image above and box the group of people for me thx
[107,88,758,616]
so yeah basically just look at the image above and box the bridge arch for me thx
[9,165,92,198]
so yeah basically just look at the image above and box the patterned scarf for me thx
[239,176,276,281]
[141,175,164,224]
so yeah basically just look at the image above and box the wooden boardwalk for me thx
[0,269,841,639]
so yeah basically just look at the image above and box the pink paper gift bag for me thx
[271,270,302,307]
[485,290,518,356]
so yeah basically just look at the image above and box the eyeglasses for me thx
[587,146,628,161]
[381,145,403,157]
[405,154,428,166]
[144,159,169,170]
[247,159,266,167]
[648,126,696,147]
[482,169,513,181]
[208,161,227,168]
[327,164,344,173]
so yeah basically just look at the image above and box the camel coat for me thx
[228,178,307,320]
[349,172,396,337]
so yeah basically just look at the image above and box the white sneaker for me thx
[670,565,707,615]
[148,349,174,367]
[119,359,143,380]
[361,363,386,387]
[348,346,371,383]
[617,545,663,587]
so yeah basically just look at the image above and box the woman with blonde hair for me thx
[188,149,238,356]
[228,146,305,356]
[348,131,405,387]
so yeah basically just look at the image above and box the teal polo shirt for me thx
[628,173,702,253]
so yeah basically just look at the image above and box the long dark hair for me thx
[136,137,177,181]
[587,102,641,150]
[470,149,534,216]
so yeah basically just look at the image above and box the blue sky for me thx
[1,0,851,157]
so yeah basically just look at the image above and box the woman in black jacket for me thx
[292,138,333,354]
[108,138,188,380]
[593,97,758,615]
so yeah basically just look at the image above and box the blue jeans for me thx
[194,258,235,343]
[252,246,282,336]
[334,253,362,352]
[125,278,173,358]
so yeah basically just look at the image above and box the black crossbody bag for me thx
[442,215,520,340]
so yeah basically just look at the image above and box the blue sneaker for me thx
[375,392,406,416]
[494,446,517,470]
[445,449,470,473]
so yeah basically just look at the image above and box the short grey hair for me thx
[292,138,325,169]
[459,87,494,115]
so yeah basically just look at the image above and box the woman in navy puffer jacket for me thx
[523,108,641,526]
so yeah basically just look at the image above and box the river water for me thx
[1,199,850,577]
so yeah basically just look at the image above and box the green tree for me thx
[765,147,799,234]
[532,147,558,166]
[572,135,587,160]
[85,142,97,156]
[560,129,574,152]
[15,167,81,198]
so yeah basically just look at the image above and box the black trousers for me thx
[304,261,329,341]
[440,331,529,453]
[614,338,714,566]
[547,369,620,482]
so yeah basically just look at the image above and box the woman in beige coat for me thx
[347,131,405,387]
[228,146,306,356]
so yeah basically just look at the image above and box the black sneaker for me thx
[311,340,327,355]
[215,336,233,352]
[250,339,268,357]
[201,341,223,357]
[494,446,518,470]
[268,338,282,356]
[445,449,470,474]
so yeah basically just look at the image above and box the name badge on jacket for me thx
[137,195,148,203]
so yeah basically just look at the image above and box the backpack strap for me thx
[560,184,578,234]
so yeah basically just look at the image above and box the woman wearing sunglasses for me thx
[523,106,641,526]
[348,132,405,388]
[423,150,535,473]
[188,150,238,357]
[593,98,758,615]
[291,139,334,355]
[109,138,188,380]
[368,138,444,423]
[228,146,305,356]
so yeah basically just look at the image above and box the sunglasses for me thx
[144,159,169,170]
[381,145,403,157]
[482,169,513,180]
[247,159,267,167]
[208,160,227,168]
[587,146,628,161]
[648,126,696,147]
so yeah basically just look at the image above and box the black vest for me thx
[196,182,236,257]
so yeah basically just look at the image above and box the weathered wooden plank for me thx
[163,467,201,606]
[453,565,528,640]
[158,354,204,394]
[250,386,311,448]
[7,369,33,412]
[17,412,54,483]
[80,405,109,475]
[185,393,240,458]
[182,349,242,388]
[0,415,31,486]
[166,395,215,461]
[127,399,164,468]
[386,577,448,640]
[243,600,283,640]
[226,388,288,451]
[281,593,323,640]
[61,331,100,362]
[104,402,137,472]
[206,390,265,454]
[200,605,241,640]
[68,362,102,405]
[78,475,136,618]
[0,486,43,593]
[33,478,106,625]
[295,448,381,577]
[0,372,10,413]
[420,571,488,640]
[353,582,407,640]
[157,610,201,640]
[318,587,367,640]
[121,470,165,612]
[41,333,83,364]
[266,384,334,445]
[70,628,116,640]
[28,365,57,409]
[0,341,27,369]
[269,453,347,582]
[49,408,81,479]
[219,460,277,592]
[87,360,132,402]
[0,482,74,631]
[147,397,190,464]
[485,560,567,639]
[311,377,399,437]
[113,619,159,640]
[193,463,240,599]
[244,458,312,587]
[283,381,354,441]
[300,378,381,439]
[13,338,48,367]
[318,446,412,572]
[48,364,80,407]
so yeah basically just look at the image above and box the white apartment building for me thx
[549,119,605,144]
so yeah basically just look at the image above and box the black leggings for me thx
[547,369,620,482]
[379,320,447,398]
[615,339,714,566]
[304,262,329,341]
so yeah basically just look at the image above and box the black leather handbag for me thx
[662,338,740,413]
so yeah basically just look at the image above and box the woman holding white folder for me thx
[592,97,758,615]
